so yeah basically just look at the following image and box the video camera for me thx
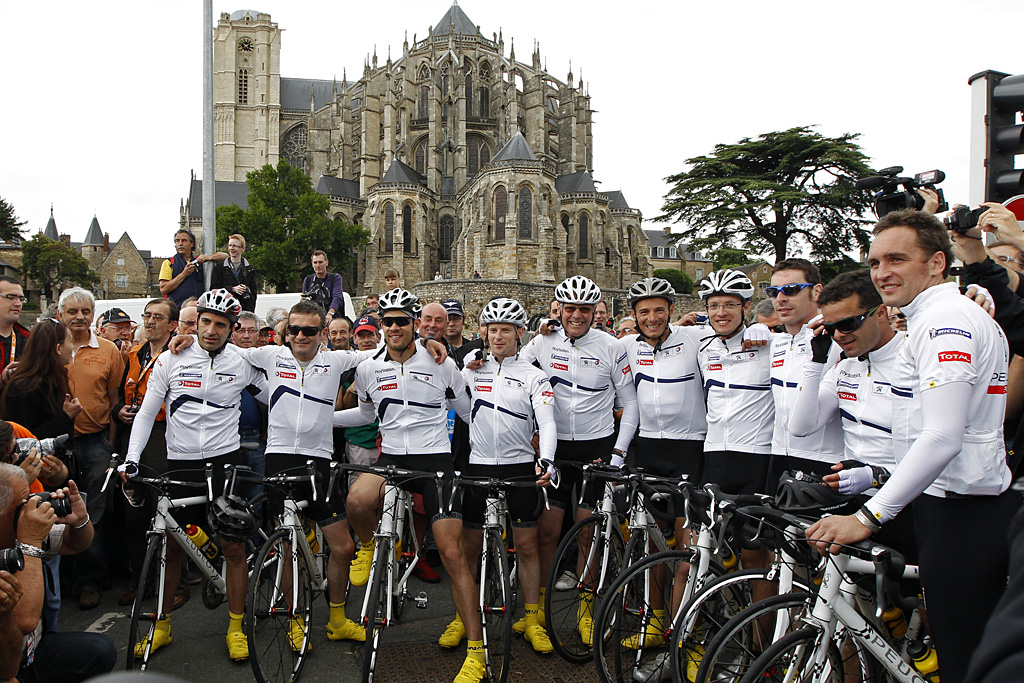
[856,166,949,218]
[12,434,71,467]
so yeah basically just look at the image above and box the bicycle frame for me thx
[359,482,419,629]
[266,497,328,610]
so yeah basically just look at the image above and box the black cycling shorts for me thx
[702,450,771,496]
[376,453,460,523]
[264,453,346,527]
[462,462,540,530]
[549,435,615,512]
[165,450,244,535]
[634,437,705,509]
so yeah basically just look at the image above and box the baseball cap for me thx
[441,298,464,318]
[353,315,379,335]
[101,308,132,325]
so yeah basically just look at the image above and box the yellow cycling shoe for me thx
[452,655,487,683]
[226,631,249,661]
[524,624,553,653]
[439,616,467,648]
[350,542,375,587]
[326,616,366,642]
[622,622,666,649]
[685,643,705,683]
[134,623,172,658]
[289,616,310,652]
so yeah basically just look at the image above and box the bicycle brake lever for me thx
[447,471,461,513]
[224,462,234,497]
[872,546,889,619]
[325,462,341,504]
[541,487,550,511]
[100,453,120,493]
[205,462,214,501]
[436,471,449,514]
[306,460,318,502]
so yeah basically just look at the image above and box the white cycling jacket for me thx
[700,331,775,454]
[624,327,707,440]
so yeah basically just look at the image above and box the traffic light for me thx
[969,70,1024,204]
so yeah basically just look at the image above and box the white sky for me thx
[3,0,1023,259]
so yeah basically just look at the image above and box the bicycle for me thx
[245,461,332,683]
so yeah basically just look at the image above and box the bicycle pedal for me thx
[414,591,429,609]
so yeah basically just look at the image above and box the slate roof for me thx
[188,179,250,219]
[315,175,361,199]
[43,210,58,240]
[605,191,630,209]
[380,159,427,186]
[83,216,104,246]
[280,78,347,111]
[229,10,262,21]
[643,229,711,262]
[736,261,769,275]
[433,2,479,36]
[554,170,596,194]
[490,132,536,163]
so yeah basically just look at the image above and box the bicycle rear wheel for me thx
[545,513,625,663]
[127,533,166,671]
[481,528,513,683]
[247,528,313,683]
[361,536,392,683]
[738,627,843,683]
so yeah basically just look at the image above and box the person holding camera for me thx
[302,250,346,322]
[0,462,116,682]
[210,234,258,312]
[158,229,225,308]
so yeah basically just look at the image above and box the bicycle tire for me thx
[361,535,391,683]
[247,528,313,683]
[693,592,813,683]
[127,533,166,671]
[737,627,844,683]
[482,528,514,683]
[545,513,625,663]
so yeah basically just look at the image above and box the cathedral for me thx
[208,3,652,294]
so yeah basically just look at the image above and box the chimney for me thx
[663,227,670,234]
[104,232,110,252]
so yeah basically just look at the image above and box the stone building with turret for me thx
[199,3,651,295]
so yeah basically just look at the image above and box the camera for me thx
[942,205,988,233]
[0,547,24,574]
[13,434,71,467]
[29,492,72,518]
[856,166,949,218]
[187,257,201,269]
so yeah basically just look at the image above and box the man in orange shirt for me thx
[59,287,124,610]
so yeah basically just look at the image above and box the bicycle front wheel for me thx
[247,528,313,683]
[127,533,166,671]
[738,627,843,683]
[481,528,513,683]
[361,536,392,683]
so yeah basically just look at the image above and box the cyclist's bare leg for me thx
[572,507,595,583]
[321,519,355,603]
[514,527,540,606]
[221,539,248,615]
[537,505,565,584]
[433,517,482,640]
[463,528,483,575]
[162,532,184,613]
[346,472,386,543]
[670,519,693,615]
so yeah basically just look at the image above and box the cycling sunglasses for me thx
[287,325,323,337]
[380,316,413,328]
[765,283,814,298]
[823,305,880,336]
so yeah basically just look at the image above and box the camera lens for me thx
[34,493,72,518]
[0,547,25,573]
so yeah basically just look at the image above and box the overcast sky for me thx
[3,0,1022,259]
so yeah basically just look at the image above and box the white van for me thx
[93,291,355,324]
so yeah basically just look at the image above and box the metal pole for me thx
[202,0,215,288]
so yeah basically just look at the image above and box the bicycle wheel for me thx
[127,534,166,671]
[694,592,812,683]
[361,536,391,683]
[481,528,514,683]
[545,513,626,663]
[738,627,843,683]
[247,528,313,683]
[593,549,698,683]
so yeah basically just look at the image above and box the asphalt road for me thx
[61,563,601,683]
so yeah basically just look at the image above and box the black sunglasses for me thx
[823,305,880,336]
[286,325,323,337]
[380,316,413,328]
[765,283,814,298]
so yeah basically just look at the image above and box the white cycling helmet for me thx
[697,269,755,301]
[378,288,422,317]
[554,275,602,305]
[196,289,242,325]
[480,298,528,327]
[628,278,676,308]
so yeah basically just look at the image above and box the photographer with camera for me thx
[158,229,226,308]
[0,462,115,682]
[302,250,347,322]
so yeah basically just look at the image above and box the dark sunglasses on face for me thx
[380,316,413,328]
[765,283,814,298]
[823,305,880,336]
[286,325,323,337]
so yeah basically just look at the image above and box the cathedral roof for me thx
[605,191,630,209]
[43,208,58,241]
[315,175,361,199]
[82,215,104,246]
[188,179,250,219]
[491,132,537,164]
[433,2,479,36]
[229,10,263,21]
[281,78,343,111]
[554,170,596,194]
[380,159,427,186]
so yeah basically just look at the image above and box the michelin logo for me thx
[929,327,972,340]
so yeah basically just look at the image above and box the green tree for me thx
[658,126,875,262]
[22,233,99,302]
[815,255,864,284]
[708,247,754,270]
[653,268,694,295]
[217,160,370,292]
[0,197,26,244]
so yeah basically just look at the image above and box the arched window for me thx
[494,187,507,241]
[237,69,249,104]
[479,62,491,82]
[578,213,589,259]
[384,203,395,251]
[518,187,533,240]
[418,64,430,82]
[465,69,474,117]
[561,214,570,232]
[402,204,413,253]
[479,87,490,118]
[439,215,455,261]
[480,144,490,167]
[467,138,490,176]
[414,142,426,175]
[418,85,429,119]
[605,248,611,265]
[282,125,308,169]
